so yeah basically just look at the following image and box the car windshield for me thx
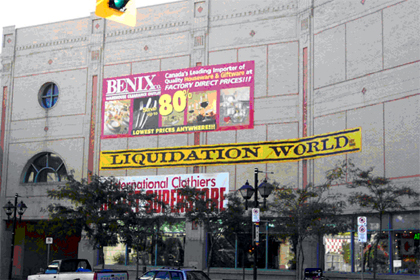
[139,271,156,280]
[186,271,211,280]
[45,261,59,273]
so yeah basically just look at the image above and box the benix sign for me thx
[102,61,254,138]
[116,173,229,214]
[100,127,361,170]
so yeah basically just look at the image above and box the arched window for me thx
[23,153,67,183]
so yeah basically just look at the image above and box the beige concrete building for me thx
[1,0,419,279]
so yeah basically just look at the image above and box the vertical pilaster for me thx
[77,14,106,264]
[298,0,320,271]
[298,0,315,188]
[0,25,16,280]
[191,0,210,159]
[191,0,209,67]
[86,14,105,180]
[183,0,210,270]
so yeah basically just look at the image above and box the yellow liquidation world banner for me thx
[100,127,361,170]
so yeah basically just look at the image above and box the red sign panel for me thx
[101,61,255,138]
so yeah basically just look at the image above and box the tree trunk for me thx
[300,241,305,279]
[373,212,383,279]
[207,233,214,275]
[100,247,105,269]
[295,238,304,280]
[367,245,373,272]
[136,248,140,280]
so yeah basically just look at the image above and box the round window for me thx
[39,82,59,109]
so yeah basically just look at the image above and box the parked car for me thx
[139,267,211,280]
[27,259,129,280]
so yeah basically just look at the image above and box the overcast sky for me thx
[1,0,181,29]
[0,0,180,57]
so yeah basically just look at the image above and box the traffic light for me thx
[248,245,255,254]
[95,0,136,27]
[109,0,130,11]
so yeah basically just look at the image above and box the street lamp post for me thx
[239,168,274,280]
[3,193,27,280]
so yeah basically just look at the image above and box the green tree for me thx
[177,187,252,275]
[118,210,179,278]
[270,183,348,280]
[331,161,420,279]
[46,174,161,269]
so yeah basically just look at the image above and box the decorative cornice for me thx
[105,21,190,37]
[16,36,88,51]
[105,4,296,38]
[210,4,296,22]
[13,4,297,49]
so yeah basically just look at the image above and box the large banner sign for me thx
[117,173,229,214]
[101,61,254,138]
[100,127,361,170]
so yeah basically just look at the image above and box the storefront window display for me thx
[355,232,390,274]
[393,231,419,274]
[210,236,235,268]
[105,222,185,266]
[392,213,420,274]
[235,233,267,269]
[127,236,154,266]
[324,234,352,272]
[156,234,185,266]
[322,212,419,276]
[209,223,284,270]
[103,213,418,276]
[104,242,126,265]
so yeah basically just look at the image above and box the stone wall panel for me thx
[383,0,420,69]
[314,25,345,88]
[268,42,299,95]
[384,95,419,178]
[12,69,88,120]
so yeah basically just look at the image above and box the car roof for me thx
[151,267,200,271]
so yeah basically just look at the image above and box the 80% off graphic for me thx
[158,90,188,116]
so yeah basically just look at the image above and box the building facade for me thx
[1,0,419,279]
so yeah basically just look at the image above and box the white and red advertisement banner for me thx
[116,172,229,214]
[101,61,254,138]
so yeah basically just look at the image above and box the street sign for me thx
[255,224,259,243]
[358,216,367,225]
[252,208,260,222]
[358,225,367,242]
[46,237,53,244]
[357,216,367,242]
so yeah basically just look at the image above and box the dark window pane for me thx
[49,154,62,169]
[40,83,59,109]
[170,272,182,280]
[186,271,210,280]
[23,153,67,183]
[53,84,58,95]
[45,85,53,97]
[57,167,66,181]
[24,166,36,183]
[36,169,59,183]
[155,271,169,279]
[33,154,47,169]
[140,271,156,279]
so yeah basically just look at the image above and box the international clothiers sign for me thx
[101,61,254,138]
[117,173,229,213]
[100,127,361,170]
